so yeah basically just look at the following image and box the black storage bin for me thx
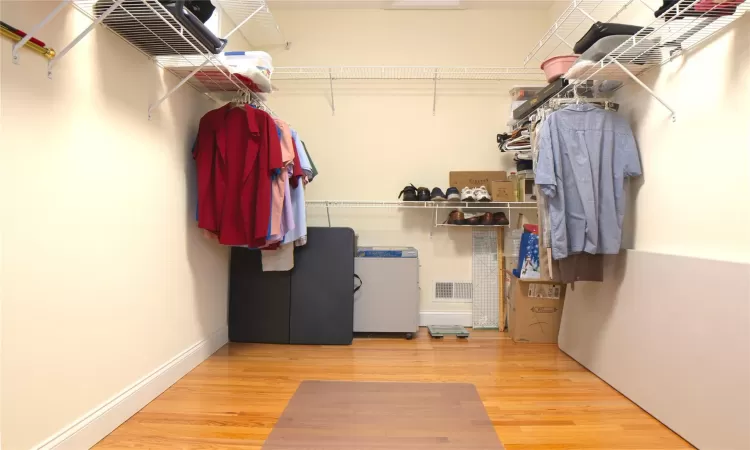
[228,227,356,345]
[290,227,355,345]
[229,248,291,344]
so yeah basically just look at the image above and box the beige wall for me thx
[0,2,230,449]
[266,8,549,313]
[617,6,750,262]
[559,5,750,449]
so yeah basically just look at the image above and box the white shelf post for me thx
[611,59,677,122]
[329,68,335,116]
[47,0,125,78]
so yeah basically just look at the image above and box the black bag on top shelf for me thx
[159,0,215,23]
[574,22,652,55]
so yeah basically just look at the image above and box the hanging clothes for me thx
[300,140,319,181]
[194,104,283,247]
[535,104,642,260]
[266,119,296,243]
[281,130,311,247]
[261,242,295,271]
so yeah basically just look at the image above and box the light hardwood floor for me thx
[95,329,693,449]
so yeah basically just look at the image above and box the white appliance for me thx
[354,247,420,339]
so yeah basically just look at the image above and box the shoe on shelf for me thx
[480,212,494,225]
[465,212,482,226]
[446,187,461,201]
[431,187,447,201]
[460,187,475,202]
[398,184,418,201]
[493,212,509,225]
[473,186,492,202]
[417,187,431,202]
[447,210,465,225]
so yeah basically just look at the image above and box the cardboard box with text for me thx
[508,274,565,343]
[491,181,516,202]
[449,171,507,189]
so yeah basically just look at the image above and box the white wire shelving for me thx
[306,200,536,229]
[556,0,746,121]
[305,200,538,210]
[273,66,547,115]
[435,224,509,228]
[523,0,644,67]
[273,66,547,81]
[519,0,748,122]
[12,0,284,118]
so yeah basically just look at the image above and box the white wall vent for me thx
[434,282,473,302]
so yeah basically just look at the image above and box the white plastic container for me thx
[219,51,274,93]
[509,85,545,101]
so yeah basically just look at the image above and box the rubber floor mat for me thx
[262,380,504,449]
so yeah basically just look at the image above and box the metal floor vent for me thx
[434,282,473,302]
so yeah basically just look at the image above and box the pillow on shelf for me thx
[565,35,660,81]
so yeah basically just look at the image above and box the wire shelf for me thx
[273,66,547,81]
[305,200,538,210]
[72,0,214,56]
[524,0,638,66]
[218,1,286,48]
[49,0,282,115]
[571,0,749,83]
[152,54,255,94]
[533,0,749,119]
[436,224,509,228]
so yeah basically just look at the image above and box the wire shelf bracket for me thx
[547,0,749,122]
[523,0,637,67]
[47,0,125,78]
[16,0,279,118]
[146,2,266,118]
[11,0,70,65]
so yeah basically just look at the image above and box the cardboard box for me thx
[491,181,515,202]
[507,274,565,343]
[449,171,507,189]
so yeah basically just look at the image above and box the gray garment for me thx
[535,104,641,260]
[556,253,604,283]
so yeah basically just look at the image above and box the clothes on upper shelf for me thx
[654,0,745,18]
[535,103,642,261]
[193,102,317,270]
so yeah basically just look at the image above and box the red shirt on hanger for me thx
[193,104,282,246]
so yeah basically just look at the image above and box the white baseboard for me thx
[419,311,472,327]
[33,326,229,450]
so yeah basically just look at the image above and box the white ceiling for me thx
[267,0,560,10]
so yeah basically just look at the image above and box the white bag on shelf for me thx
[219,51,274,93]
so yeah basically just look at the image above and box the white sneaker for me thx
[473,186,492,202]
[460,187,475,201]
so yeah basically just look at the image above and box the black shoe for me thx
[417,187,430,202]
[446,187,460,201]
[493,212,509,225]
[398,184,418,201]
[430,187,447,201]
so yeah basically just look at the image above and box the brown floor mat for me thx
[262,380,505,449]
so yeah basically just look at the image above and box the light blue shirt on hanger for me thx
[535,103,642,260]
[282,129,312,245]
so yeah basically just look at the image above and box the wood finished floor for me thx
[95,329,693,449]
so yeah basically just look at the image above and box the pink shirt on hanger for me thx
[267,119,296,238]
